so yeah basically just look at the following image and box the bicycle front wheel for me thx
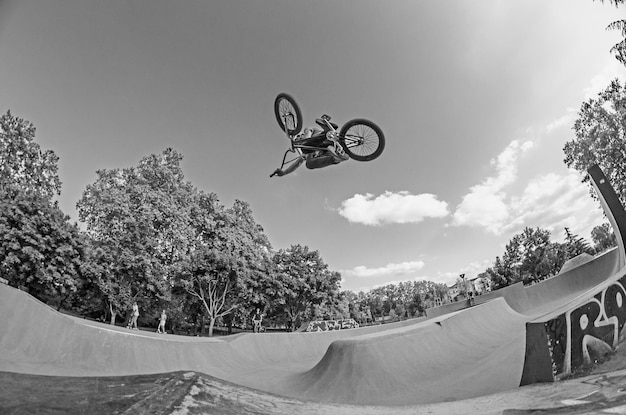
[339,119,385,161]
[274,93,302,136]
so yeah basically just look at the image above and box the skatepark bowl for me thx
[2,164,626,410]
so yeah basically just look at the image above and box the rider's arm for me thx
[271,155,305,177]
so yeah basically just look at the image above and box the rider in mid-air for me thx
[270,125,349,177]
[271,92,385,178]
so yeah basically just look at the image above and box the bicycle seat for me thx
[315,118,339,130]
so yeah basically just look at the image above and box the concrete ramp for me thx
[278,298,528,405]
[2,164,626,406]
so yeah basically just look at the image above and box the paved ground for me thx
[4,363,626,414]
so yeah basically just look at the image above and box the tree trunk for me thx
[286,309,295,332]
[56,292,70,311]
[192,314,198,336]
[208,317,215,337]
[109,305,117,326]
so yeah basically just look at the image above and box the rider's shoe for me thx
[329,141,349,161]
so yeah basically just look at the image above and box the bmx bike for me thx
[272,93,385,174]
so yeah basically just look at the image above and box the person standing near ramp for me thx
[128,302,139,330]
[156,310,167,333]
[252,308,264,333]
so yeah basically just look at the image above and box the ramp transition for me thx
[2,164,626,406]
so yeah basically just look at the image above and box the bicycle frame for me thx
[277,113,338,170]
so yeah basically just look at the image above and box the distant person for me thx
[128,302,139,330]
[156,310,167,334]
[252,308,263,333]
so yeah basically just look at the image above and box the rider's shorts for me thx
[306,154,340,170]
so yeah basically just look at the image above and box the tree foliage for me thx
[564,227,596,258]
[176,194,273,336]
[0,110,83,309]
[0,111,349,335]
[348,280,444,321]
[591,222,618,252]
[76,148,196,324]
[485,226,601,289]
[270,244,341,330]
[595,0,626,65]
[0,110,61,199]
[486,227,572,288]
[0,188,86,308]
[563,79,626,205]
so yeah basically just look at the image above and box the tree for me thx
[0,110,61,199]
[270,244,342,331]
[177,196,273,336]
[486,256,514,289]
[564,227,596,258]
[397,281,423,317]
[181,247,238,337]
[352,291,374,324]
[219,199,274,315]
[77,148,196,325]
[486,227,569,288]
[513,227,554,284]
[539,242,569,277]
[79,240,135,325]
[0,188,86,308]
[594,0,626,66]
[371,284,398,316]
[455,276,470,298]
[591,222,618,252]
[365,287,385,319]
[563,79,626,205]
[0,110,82,307]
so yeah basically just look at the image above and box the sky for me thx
[1,0,625,293]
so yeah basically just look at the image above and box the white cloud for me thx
[451,139,533,233]
[435,259,493,286]
[504,171,604,239]
[344,259,495,292]
[338,191,449,226]
[546,113,575,134]
[450,133,606,239]
[342,260,425,278]
[583,58,626,101]
[454,163,604,238]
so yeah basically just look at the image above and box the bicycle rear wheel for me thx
[274,93,302,136]
[339,119,385,161]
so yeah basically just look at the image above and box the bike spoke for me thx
[343,124,379,156]
[279,102,296,130]
[274,93,302,136]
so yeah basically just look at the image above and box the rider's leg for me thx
[326,135,349,161]
[294,128,324,146]
[299,128,321,140]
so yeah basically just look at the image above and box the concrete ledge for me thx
[425,299,471,318]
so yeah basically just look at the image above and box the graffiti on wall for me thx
[545,274,626,377]
[306,318,359,332]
